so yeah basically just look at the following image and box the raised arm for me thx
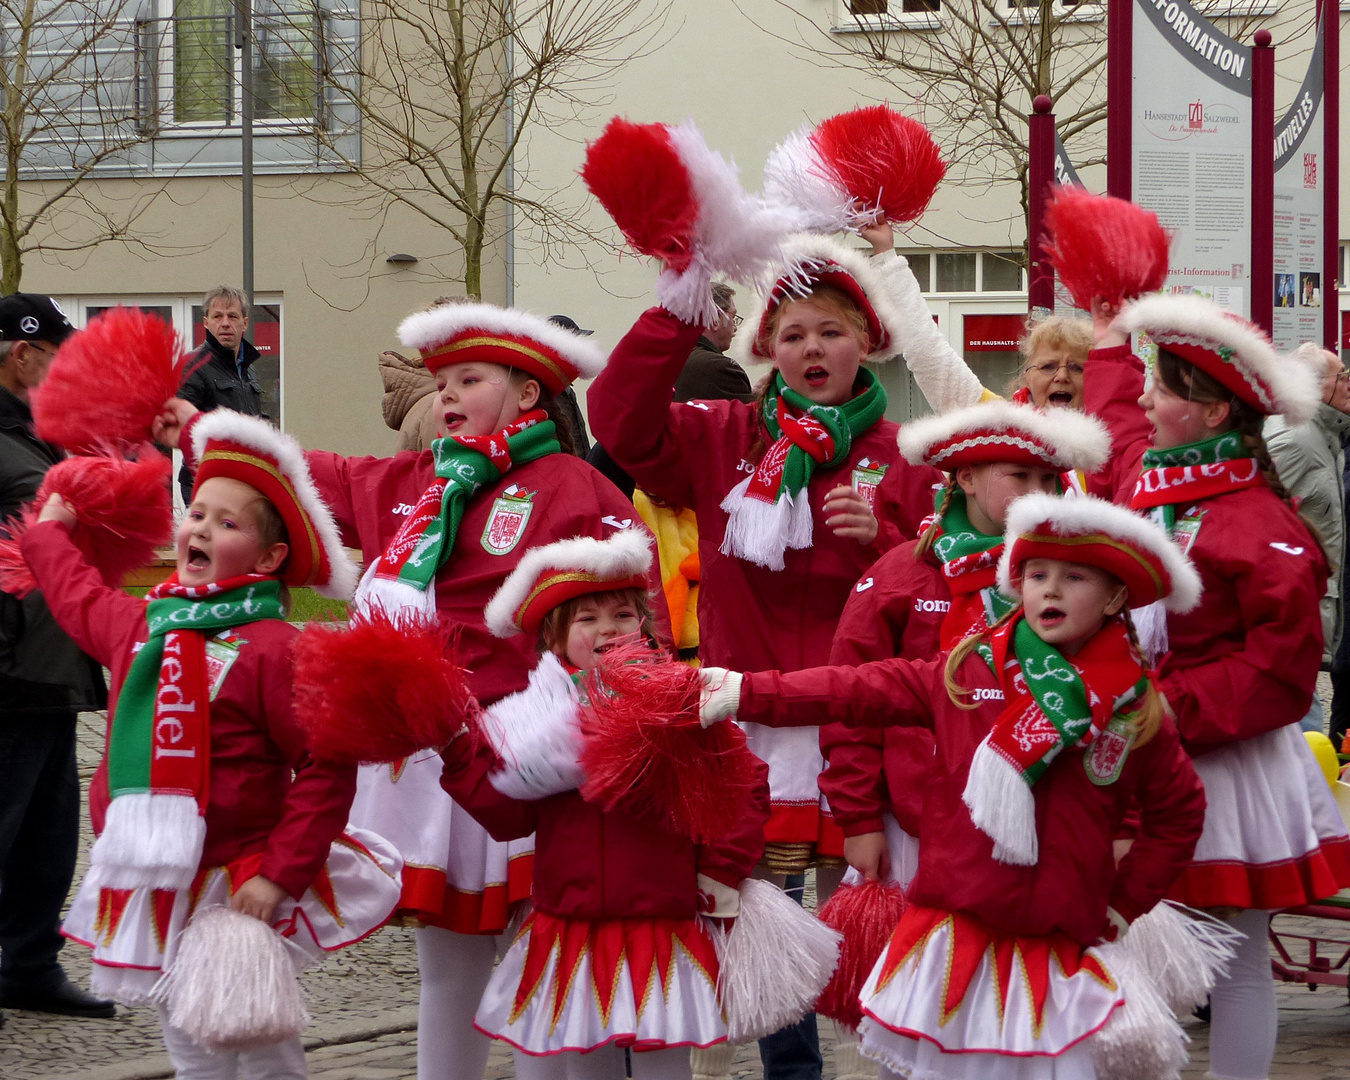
[1081,345,1150,504]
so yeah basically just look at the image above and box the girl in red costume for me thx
[699,493,1209,1079]
[1083,294,1350,1080]
[26,412,401,1079]
[438,530,769,1080]
[157,305,651,1080]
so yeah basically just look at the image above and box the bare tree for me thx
[314,0,669,301]
[0,0,170,293]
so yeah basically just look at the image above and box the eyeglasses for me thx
[1335,370,1350,384]
[1025,360,1085,377]
[732,314,743,328]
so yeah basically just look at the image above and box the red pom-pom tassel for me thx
[292,610,475,765]
[581,118,699,273]
[578,641,762,844]
[31,307,190,452]
[0,446,171,598]
[812,106,946,224]
[814,880,908,1030]
[1043,186,1170,310]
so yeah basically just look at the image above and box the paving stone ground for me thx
[4,707,1348,1079]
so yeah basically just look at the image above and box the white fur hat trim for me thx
[996,492,1202,613]
[1120,294,1320,425]
[190,410,360,601]
[397,302,606,381]
[729,234,902,366]
[897,400,1111,474]
[484,529,653,639]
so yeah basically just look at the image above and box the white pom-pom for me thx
[1123,901,1242,1013]
[961,738,1038,866]
[155,906,308,1052]
[763,125,858,235]
[713,878,842,1043]
[480,654,585,800]
[1089,941,1189,1080]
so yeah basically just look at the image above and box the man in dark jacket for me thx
[0,293,114,1022]
[671,282,752,403]
[177,285,264,501]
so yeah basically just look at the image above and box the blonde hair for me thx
[1018,315,1093,367]
[914,476,958,559]
[942,609,1162,748]
[760,283,870,356]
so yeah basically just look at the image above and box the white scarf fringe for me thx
[1132,600,1170,666]
[719,475,814,572]
[353,560,439,623]
[961,737,1038,866]
[89,792,207,890]
[480,653,586,801]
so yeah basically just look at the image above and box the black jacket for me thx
[178,331,264,499]
[0,386,106,715]
[671,337,753,404]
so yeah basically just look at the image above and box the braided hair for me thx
[914,476,958,560]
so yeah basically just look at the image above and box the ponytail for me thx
[1120,609,1162,749]
[914,477,957,560]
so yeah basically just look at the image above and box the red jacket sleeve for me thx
[1082,345,1150,504]
[1108,717,1207,922]
[587,306,712,509]
[20,520,146,669]
[438,732,541,843]
[739,658,938,730]
[696,755,770,888]
[301,450,364,550]
[255,637,360,898]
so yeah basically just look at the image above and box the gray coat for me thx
[1266,402,1350,662]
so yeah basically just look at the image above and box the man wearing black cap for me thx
[0,293,115,1022]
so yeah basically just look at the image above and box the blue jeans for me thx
[757,874,822,1080]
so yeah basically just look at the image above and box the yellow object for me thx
[633,490,701,661]
[1304,730,1339,789]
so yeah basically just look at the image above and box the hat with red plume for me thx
[190,411,359,599]
[997,492,1201,612]
[396,303,605,397]
[897,399,1111,474]
[1119,293,1319,423]
[484,529,653,639]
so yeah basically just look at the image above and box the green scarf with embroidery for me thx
[1132,429,1264,530]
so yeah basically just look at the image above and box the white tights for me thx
[1207,909,1277,1080]
[415,925,507,1080]
[515,1045,693,1080]
[158,1007,307,1080]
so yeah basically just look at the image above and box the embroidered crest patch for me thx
[481,485,535,555]
[1085,714,1135,786]
[1170,507,1206,555]
[851,457,889,511]
[204,630,244,701]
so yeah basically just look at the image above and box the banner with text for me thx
[1271,21,1324,351]
[1132,0,1252,316]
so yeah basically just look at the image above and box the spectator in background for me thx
[0,293,114,1023]
[672,283,751,403]
[546,315,593,456]
[379,348,441,452]
[1010,315,1092,410]
[1266,343,1350,735]
[176,286,263,501]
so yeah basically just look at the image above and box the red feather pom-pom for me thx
[1043,186,1170,310]
[814,880,908,1029]
[581,118,699,272]
[32,307,189,452]
[578,641,761,844]
[0,447,171,598]
[812,106,946,224]
[291,609,475,765]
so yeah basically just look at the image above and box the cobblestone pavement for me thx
[4,712,1348,1079]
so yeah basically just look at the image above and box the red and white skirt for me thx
[1168,723,1350,910]
[739,721,844,865]
[475,910,727,1056]
[350,751,534,932]
[63,827,403,1006]
[857,906,1121,1080]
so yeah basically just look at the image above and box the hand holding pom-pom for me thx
[37,493,76,528]
[697,667,743,727]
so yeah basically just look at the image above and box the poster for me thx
[1132,0,1252,316]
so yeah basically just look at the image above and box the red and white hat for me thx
[396,303,606,397]
[997,492,1201,612]
[190,411,359,599]
[730,236,901,365]
[484,529,653,639]
[1120,294,1320,424]
[897,399,1111,474]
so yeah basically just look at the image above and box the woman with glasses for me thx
[1010,316,1092,411]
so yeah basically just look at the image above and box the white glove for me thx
[1105,906,1130,942]
[697,873,741,918]
[698,667,744,727]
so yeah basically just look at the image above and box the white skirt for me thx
[1170,723,1350,909]
[350,751,534,931]
[64,827,403,1005]
[738,720,842,858]
[475,910,727,1055]
[857,906,1121,1075]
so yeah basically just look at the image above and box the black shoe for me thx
[0,978,115,1019]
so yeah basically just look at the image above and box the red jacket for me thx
[1080,353,1329,753]
[439,726,769,921]
[182,411,656,709]
[588,307,942,674]
[23,522,355,899]
[821,540,946,838]
[736,653,1206,944]
[1082,344,1152,503]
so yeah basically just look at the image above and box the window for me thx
[936,252,977,293]
[903,249,1027,294]
[834,0,940,31]
[997,0,1104,23]
[848,0,939,12]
